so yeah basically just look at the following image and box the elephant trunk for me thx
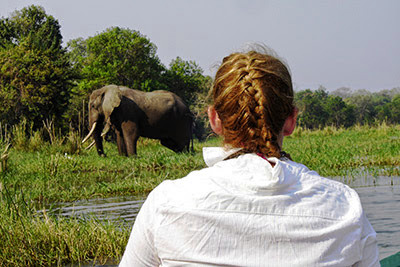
[82,122,97,144]
[101,123,111,137]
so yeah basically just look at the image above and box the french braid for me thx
[212,50,294,158]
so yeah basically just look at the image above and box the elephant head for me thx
[82,85,122,156]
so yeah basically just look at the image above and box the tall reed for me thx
[0,182,129,266]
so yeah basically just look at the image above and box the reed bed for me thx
[0,193,128,266]
[286,123,400,177]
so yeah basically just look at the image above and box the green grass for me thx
[286,123,400,178]
[2,138,217,203]
[0,201,128,266]
[2,123,398,204]
[0,124,400,266]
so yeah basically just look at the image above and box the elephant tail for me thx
[190,114,195,153]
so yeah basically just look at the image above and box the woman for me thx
[119,47,379,266]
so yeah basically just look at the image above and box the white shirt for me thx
[119,147,379,267]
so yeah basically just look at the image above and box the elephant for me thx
[82,85,194,156]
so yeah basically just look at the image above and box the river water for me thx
[44,176,400,261]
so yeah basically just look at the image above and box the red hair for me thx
[211,50,294,158]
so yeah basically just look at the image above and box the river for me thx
[44,176,400,261]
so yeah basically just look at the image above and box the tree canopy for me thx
[162,56,209,106]
[67,27,164,94]
[0,5,74,128]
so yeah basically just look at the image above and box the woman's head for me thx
[209,48,296,158]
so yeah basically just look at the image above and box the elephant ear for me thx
[103,86,122,122]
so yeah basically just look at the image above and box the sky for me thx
[1,0,399,92]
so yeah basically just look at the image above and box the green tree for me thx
[390,94,400,123]
[345,90,376,125]
[324,95,355,127]
[163,57,208,106]
[0,5,74,128]
[161,57,212,140]
[295,89,329,129]
[67,27,164,94]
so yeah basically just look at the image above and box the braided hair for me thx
[211,50,295,159]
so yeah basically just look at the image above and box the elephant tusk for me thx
[82,122,97,144]
[85,140,96,150]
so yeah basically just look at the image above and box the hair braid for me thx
[211,49,294,159]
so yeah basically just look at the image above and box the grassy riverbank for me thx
[1,123,399,265]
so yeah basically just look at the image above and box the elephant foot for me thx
[97,150,106,157]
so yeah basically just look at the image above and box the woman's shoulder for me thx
[146,167,220,206]
[286,160,363,219]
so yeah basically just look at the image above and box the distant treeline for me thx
[0,5,399,137]
[295,87,400,129]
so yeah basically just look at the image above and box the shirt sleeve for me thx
[119,190,160,267]
[354,212,380,267]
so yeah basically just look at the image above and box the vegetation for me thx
[0,204,128,266]
[295,87,400,129]
[1,5,211,136]
[0,122,398,204]
[0,6,75,129]
[286,123,400,178]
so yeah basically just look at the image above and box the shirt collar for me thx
[203,147,243,167]
[202,147,300,193]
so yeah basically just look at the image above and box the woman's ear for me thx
[283,108,298,136]
[208,106,223,135]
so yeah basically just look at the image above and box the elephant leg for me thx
[122,121,139,156]
[174,138,190,152]
[161,138,181,152]
[164,134,191,153]
[94,135,105,156]
[93,124,106,156]
[115,128,127,156]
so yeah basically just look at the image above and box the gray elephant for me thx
[82,85,193,156]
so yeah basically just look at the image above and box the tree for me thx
[331,87,352,99]
[163,57,207,106]
[390,94,400,123]
[324,95,355,127]
[160,57,212,140]
[0,5,74,128]
[295,89,329,129]
[67,27,164,94]
[345,90,376,125]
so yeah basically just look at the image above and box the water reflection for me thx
[43,194,146,223]
[355,185,400,260]
[40,176,400,260]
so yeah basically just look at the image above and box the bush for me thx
[64,130,82,155]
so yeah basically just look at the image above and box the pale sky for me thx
[1,0,399,92]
